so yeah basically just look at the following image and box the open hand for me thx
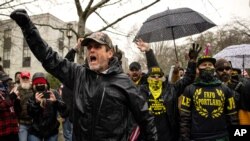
[188,43,202,60]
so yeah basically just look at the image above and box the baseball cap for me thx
[81,32,114,49]
[129,62,141,70]
[197,55,216,67]
[0,71,12,82]
[148,66,164,77]
[20,71,31,79]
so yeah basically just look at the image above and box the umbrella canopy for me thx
[134,7,216,60]
[213,44,250,69]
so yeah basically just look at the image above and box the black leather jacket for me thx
[21,24,157,141]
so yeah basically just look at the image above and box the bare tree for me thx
[0,0,39,18]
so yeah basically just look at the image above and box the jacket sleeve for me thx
[179,86,192,141]
[145,49,159,69]
[27,96,42,118]
[20,22,79,90]
[53,90,67,116]
[65,48,76,62]
[174,61,196,97]
[224,86,239,125]
[123,81,157,141]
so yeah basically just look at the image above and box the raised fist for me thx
[188,43,202,60]
[10,9,32,29]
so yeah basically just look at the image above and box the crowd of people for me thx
[0,9,249,141]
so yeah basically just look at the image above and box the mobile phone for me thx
[42,91,50,99]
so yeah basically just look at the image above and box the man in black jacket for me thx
[180,56,238,141]
[137,41,199,141]
[10,9,157,141]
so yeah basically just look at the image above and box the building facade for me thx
[0,13,79,79]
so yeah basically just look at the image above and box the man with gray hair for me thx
[10,9,157,141]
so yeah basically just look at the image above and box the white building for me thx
[0,13,128,79]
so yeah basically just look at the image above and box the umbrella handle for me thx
[171,27,179,61]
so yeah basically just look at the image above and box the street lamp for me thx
[66,23,73,48]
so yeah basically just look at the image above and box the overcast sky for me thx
[14,0,250,61]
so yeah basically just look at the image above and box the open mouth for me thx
[89,55,97,63]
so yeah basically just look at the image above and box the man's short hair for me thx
[129,62,141,70]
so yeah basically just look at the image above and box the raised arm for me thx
[135,39,159,69]
[10,9,79,89]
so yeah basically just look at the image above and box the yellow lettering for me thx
[227,97,235,110]
[182,96,191,107]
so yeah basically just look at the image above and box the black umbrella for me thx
[134,7,216,61]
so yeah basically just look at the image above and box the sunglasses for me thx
[217,67,231,72]
[149,75,163,78]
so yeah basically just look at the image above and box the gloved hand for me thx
[10,9,32,29]
[188,43,202,60]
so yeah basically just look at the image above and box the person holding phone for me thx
[27,72,66,141]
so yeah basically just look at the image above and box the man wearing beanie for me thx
[180,56,238,141]
[27,72,66,141]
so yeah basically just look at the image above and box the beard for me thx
[21,82,31,90]
[218,73,231,83]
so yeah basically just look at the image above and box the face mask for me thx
[147,79,163,91]
[35,85,46,92]
[199,68,215,82]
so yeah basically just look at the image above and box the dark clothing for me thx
[21,22,157,141]
[140,61,196,141]
[61,48,76,122]
[180,79,238,141]
[16,86,33,125]
[60,85,73,121]
[229,77,250,111]
[0,91,19,137]
[27,90,66,138]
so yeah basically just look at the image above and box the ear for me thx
[107,50,114,59]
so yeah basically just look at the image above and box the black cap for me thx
[197,55,216,67]
[148,66,164,76]
[129,62,141,70]
[81,32,113,49]
[0,71,12,82]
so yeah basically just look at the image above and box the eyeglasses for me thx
[216,67,231,72]
[149,75,162,79]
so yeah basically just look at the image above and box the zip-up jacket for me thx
[20,21,157,141]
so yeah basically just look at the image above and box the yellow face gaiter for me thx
[147,78,162,99]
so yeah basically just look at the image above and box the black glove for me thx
[10,9,32,29]
[188,43,202,60]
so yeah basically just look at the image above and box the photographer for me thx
[27,72,66,141]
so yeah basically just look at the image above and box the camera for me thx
[42,91,50,99]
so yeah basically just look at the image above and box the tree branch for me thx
[74,0,83,17]
[96,0,160,32]
[0,0,14,7]
[34,23,78,37]
[0,0,38,9]
[94,11,109,25]
[88,0,110,17]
